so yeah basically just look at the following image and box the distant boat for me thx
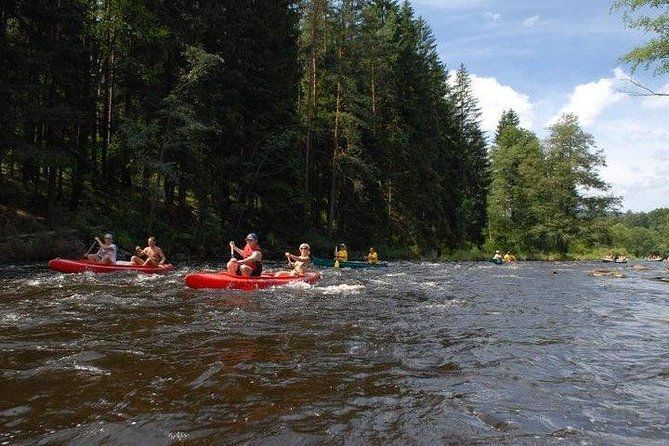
[312,257,387,269]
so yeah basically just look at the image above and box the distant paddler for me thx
[365,247,378,265]
[131,236,167,267]
[227,233,263,277]
[275,243,311,277]
[492,250,503,264]
[503,252,517,263]
[335,244,348,262]
[86,233,117,265]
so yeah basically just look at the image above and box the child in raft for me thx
[275,243,311,277]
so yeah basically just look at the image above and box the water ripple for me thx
[0,261,668,444]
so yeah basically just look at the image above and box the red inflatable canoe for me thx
[185,271,320,290]
[48,258,174,274]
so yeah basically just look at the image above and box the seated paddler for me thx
[227,233,263,277]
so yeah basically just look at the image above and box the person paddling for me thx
[492,250,502,262]
[503,251,516,263]
[365,247,378,265]
[227,233,263,277]
[86,233,117,265]
[131,236,167,267]
[275,243,311,277]
[335,244,348,262]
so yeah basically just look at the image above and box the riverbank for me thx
[0,205,655,263]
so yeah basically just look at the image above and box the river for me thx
[1,261,668,445]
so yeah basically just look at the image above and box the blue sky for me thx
[411,0,669,211]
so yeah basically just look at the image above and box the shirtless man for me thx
[131,236,166,267]
[86,233,117,265]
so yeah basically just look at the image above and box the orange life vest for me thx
[242,243,262,271]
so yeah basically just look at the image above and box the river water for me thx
[1,261,668,445]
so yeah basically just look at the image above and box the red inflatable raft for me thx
[185,271,320,290]
[48,258,174,274]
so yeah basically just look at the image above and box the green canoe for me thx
[312,257,388,269]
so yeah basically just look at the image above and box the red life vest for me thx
[242,243,262,271]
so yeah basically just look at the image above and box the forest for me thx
[0,0,667,260]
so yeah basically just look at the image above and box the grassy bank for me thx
[438,246,645,262]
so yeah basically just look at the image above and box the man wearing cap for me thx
[228,233,263,276]
[87,233,118,265]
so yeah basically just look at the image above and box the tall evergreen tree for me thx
[451,64,490,246]
[487,112,544,253]
[494,109,520,144]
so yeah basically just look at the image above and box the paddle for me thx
[83,240,97,257]
[334,245,340,269]
[230,241,238,271]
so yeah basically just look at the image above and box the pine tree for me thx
[487,112,544,253]
[451,64,490,246]
[494,109,520,144]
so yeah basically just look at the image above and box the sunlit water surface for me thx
[1,261,668,445]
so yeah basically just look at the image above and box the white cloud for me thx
[448,73,535,133]
[471,75,535,133]
[549,68,627,127]
[590,115,669,211]
[642,83,669,110]
[601,153,669,211]
[522,15,541,27]
[483,11,501,23]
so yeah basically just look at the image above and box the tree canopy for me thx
[613,0,669,74]
[1,0,663,260]
[0,0,490,257]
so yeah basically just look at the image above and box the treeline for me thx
[603,209,669,258]
[0,0,489,257]
[486,111,669,259]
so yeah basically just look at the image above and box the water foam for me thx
[283,281,314,290]
[320,284,365,295]
[1,313,22,325]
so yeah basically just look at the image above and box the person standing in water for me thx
[227,233,263,276]
[131,236,167,267]
[86,233,117,265]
